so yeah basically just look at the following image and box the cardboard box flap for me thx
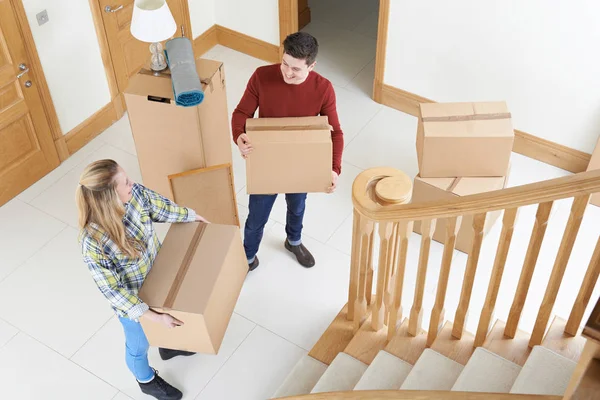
[125,59,224,101]
[416,175,507,197]
[246,116,332,131]
[452,176,507,196]
[169,164,239,226]
[420,101,511,122]
[140,223,233,313]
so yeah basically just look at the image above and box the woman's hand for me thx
[196,214,210,223]
[143,309,184,328]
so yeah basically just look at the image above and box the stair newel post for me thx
[350,168,413,331]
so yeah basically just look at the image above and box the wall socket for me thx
[36,10,49,26]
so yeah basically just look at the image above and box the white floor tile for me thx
[335,84,383,144]
[353,10,379,40]
[112,393,134,400]
[0,333,118,400]
[0,318,18,349]
[235,223,351,351]
[0,227,114,358]
[0,199,65,282]
[344,106,420,176]
[346,58,376,97]
[196,326,305,400]
[72,313,256,400]
[99,113,137,156]
[30,144,142,228]
[17,136,105,203]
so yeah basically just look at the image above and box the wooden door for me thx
[0,0,59,206]
[98,0,192,93]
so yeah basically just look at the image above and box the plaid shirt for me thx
[80,183,196,319]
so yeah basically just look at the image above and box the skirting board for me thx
[194,24,280,64]
[378,83,591,174]
[64,101,119,155]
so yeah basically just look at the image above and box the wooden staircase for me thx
[273,168,600,399]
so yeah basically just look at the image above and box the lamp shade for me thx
[130,0,177,43]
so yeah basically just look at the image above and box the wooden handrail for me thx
[352,168,600,222]
[278,390,562,399]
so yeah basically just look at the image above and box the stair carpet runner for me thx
[273,345,577,398]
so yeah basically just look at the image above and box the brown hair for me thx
[76,159,141,258]
[283,32,319,66]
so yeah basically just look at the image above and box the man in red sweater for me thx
[231,32,344,271]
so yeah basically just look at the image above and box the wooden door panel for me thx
[99,0,189,93]
[0,0,59,206]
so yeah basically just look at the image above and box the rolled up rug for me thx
[165,37,204,107]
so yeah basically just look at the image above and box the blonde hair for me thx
[76,159,142,258]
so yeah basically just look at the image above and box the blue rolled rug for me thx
[165,37,204,107]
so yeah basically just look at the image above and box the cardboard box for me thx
[586,136,600,206]
[124,58,232,199]
[417,102,514,177]
[245,116,333,194]
[412,174,508,253]
[138,222,247,353]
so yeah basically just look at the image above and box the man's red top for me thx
[231,64,344,175]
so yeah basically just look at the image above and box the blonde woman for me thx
[76,159,208,400]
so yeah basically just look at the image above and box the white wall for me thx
[189,0,216,38]
[21,0,111,135]
[215,0,280,45]
[384,0,600,153]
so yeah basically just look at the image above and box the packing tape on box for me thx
[163,223,207,308]
[421,112,512,122]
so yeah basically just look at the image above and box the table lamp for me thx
[130,0,177,74]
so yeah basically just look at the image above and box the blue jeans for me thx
[118,316,154,382]
[244,193,307,262]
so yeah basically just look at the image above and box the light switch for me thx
[36,10,49,26]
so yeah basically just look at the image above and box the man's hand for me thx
[196,214,210,223]
[237,133,253,159]
[327,171,339,194]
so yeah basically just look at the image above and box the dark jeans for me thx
[244,193,307,262]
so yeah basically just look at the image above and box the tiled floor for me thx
[1,1,599,399]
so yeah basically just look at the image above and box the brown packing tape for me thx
[164,223,207,308]
[421,112,512,122]
[246,124,334,131]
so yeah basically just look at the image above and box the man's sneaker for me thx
[284,240,315,268]
[249,256,260,272]
[159,348,195,361]
[138,370,183,400]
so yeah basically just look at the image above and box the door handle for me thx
[17,67,29,79]
[104,5,123,13]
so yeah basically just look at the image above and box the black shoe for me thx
[248,256,260,272]
[159,347,195,361]
[285,240,315,268]
[138,370,183,400]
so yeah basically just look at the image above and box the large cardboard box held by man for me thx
[245,116,333,194]
[138,222,247,354]
[417,102,514,178]
[412,174,508,253]
[124,58,232,200]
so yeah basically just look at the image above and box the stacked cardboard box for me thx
[413,101,515,253]
[125,58,246,354]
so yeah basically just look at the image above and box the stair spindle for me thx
[529,195,590,347]
[387,220,413,340]
[474,208,518,347]
[408,219,436,336]
[505,201,553,338]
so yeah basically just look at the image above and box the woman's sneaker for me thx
[138,370,183,400]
